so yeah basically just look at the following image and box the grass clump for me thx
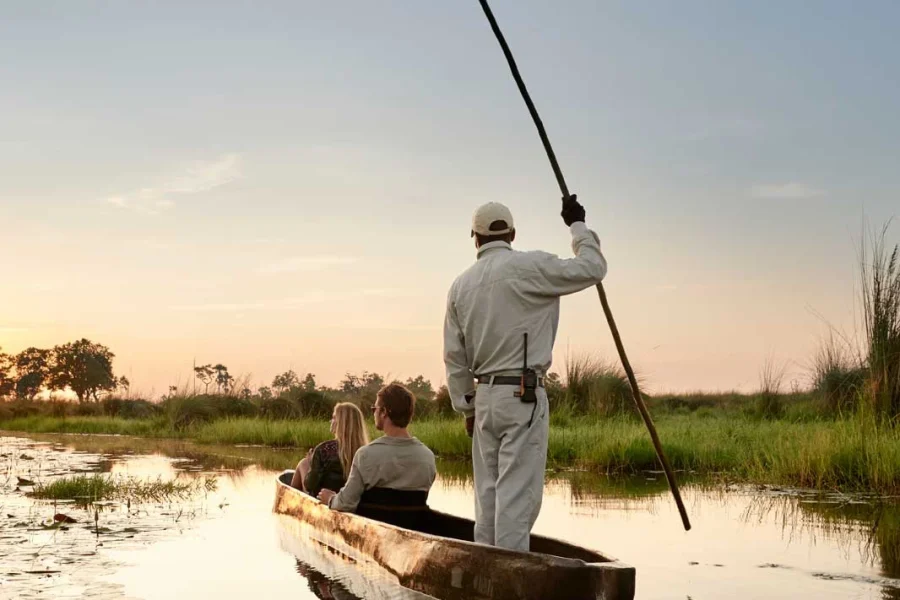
[811,335,867,415]
[755,359,786,419]
[556,353,635,418]
[32,474,217,503]
[860,223,900,421]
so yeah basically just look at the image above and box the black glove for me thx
[465,416,475,438]
[561,193,586,226]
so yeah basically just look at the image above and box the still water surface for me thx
[1,432,898,599]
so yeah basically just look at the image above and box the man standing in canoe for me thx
[443,196,607,551]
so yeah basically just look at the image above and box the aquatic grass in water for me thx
[32,474,217,503]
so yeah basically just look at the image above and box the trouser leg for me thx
[472,386,499,546]
[494,388,549,552]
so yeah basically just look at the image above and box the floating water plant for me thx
[31,474,217,503]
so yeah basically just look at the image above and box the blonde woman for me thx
[291,402,369,497]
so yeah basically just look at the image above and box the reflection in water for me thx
[3,431,900,600]
[0,436,216,599]
[295,559,362,600]
[742,490,900,599]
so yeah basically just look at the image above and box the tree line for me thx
[0,340,443,408]
[0,339,128,403]
[184,365,440,405]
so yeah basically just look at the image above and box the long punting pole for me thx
[477,0,691,531]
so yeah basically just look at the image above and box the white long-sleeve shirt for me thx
[443,222,607,416]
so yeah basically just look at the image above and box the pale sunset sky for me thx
[2,1,898,396]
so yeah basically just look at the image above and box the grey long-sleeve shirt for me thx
[443,221,607,416]
[327,436,436,513]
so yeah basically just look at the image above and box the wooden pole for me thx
[478,0,691,531]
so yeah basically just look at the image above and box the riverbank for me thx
[3,413,900,494]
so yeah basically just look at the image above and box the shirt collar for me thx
[477,241,512,258]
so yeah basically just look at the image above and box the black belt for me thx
[476,375,544,387]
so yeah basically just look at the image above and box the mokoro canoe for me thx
[273,470,635,600]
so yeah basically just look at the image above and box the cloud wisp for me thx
[749,182,823,199]
[106,154,241,214]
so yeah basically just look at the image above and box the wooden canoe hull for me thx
[273,471,635,600]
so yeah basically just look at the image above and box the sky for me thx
[2,1,899,396]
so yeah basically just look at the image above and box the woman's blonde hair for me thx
[333,402,369,477]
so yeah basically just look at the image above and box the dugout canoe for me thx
[274,470,635,600]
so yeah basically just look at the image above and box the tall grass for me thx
[755,358,786,419]
[811,333,867,415]
[556,353,635,418]
[860,223,900,421]
[0,415,172,436]
[193,418,331,446]
[6,412,900,493]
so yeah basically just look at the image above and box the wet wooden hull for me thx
[273,471,635,600]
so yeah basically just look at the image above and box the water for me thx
[1,432,899,600]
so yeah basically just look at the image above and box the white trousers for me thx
[472,382,549,551]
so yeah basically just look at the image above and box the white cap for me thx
[470,202,515,237]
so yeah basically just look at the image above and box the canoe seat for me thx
[357,487,430,530]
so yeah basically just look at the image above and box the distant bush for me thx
[293,390,333,418]
[164,394,258,430]
[413,395,434,420]
[648,392,744,413]
[258,395,303,419]
[101,398,162,419]
[432,386,457,418]
[0,400,48,419]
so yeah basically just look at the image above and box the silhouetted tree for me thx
[433,385,455,417]
[0,348,14,399]
[213,363,233,392]
[194,364,215,393]
[15,347,50,400]
[340,371,384,395]
[301,373,317,392]
[272,370,299,394]
[49,339,118,402]
[404,375,435,401]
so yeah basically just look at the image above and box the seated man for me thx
[317,383,436,529]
